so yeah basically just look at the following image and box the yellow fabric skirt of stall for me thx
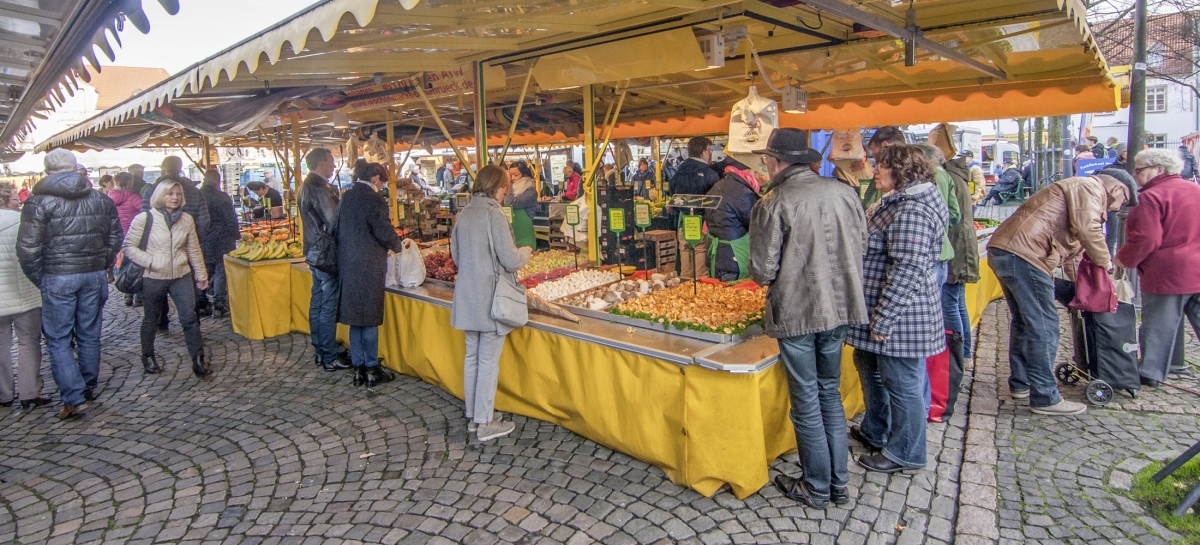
[239,257,1003,498]
[224,256,294,340]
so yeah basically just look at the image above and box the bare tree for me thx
[1090,0,1200,100]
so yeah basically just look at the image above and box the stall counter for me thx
[229,258,1003,498]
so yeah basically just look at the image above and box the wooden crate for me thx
[642,229,675,243]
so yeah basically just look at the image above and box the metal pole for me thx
[1127,0,1148,175]
[583,84,598,264]
[474,61,489,171]
[386,119,399,228]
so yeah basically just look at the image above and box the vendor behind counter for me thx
[705,158,762,281]
[245,181,284,219]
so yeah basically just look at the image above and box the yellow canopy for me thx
[37,0,1118,152]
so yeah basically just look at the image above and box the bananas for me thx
[228,239,304,262]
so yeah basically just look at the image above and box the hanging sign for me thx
[501,206,513,223]
[682,215,703,242]
[608,208,626,233]
[634,203,652,228]
[397,203,406,221]
[565,204,580,226]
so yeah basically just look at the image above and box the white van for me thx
[982,141,1022,175]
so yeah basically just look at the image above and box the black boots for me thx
[324,358,351,372]
[192,351,213,379]
[143,354,161,374]
[352,364,396,387]
[365,365,396,387]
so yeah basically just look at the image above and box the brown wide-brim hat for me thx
[751,128,824,165]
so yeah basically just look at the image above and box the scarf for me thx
[511,176,534,197]
[158,208,182,228]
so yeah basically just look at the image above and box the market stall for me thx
[35,0,1100,498]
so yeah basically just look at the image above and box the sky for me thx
[105,0,318,73]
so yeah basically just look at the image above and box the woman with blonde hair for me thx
[122,180,211,378]
[451,164,532,441]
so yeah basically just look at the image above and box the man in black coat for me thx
[245,181,284,219]
[297,148,349,371]
[669,137,720,278]
[16,148,122,419]
[338,160,405,387]
[197,168,240,318]
[128,163,148,198]
[705,158,761,281]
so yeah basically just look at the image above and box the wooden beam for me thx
[631,87,706,110]
[0,33,46,53]
[850,47,919,88]
[756,57,840,95]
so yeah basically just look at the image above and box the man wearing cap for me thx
[749,128,867,508]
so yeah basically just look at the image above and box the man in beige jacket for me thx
[987,174,1128,416]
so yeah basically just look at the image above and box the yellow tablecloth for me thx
[224,256,295,340]
[231,258,1003,498]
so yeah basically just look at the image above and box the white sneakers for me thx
[477,420,516,441]
[1011,390,1030,399]
[1030,399,1087,416]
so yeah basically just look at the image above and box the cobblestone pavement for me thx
[0,294,974,545]
[971,301,1200,545]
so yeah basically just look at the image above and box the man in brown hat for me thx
[749,128,868,508]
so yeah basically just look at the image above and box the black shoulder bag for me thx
[304,196,338,275]
[115,213,153,294]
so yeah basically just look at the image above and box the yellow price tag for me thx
[634,203,651,228]
[608,208,626,233]
[565,204,580,226]
[682,215,703,242]
[501,206,513,223]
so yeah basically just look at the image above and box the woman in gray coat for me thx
[451,165,532,442]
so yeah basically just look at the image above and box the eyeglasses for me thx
[1134,166,1161,174]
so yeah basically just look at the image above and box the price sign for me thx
[500,206,513,223]
[634,203,651,228]
[565,204,580,226]
[682,214,703,242]
[396,203,406,221]
[608,208,626,233]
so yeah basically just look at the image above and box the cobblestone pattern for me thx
[0,291,977,544]
[977,300,1200,545]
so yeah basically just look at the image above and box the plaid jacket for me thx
[847,182,948,358]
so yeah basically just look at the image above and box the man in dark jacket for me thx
[748,128,867,508]
[142,156,210,331]
[244,181,284,219]
[16,148,122,419]
[128,163,148,197]
[339,160,405,386]
[705,158,760,281]
[980,162,1022,205]
[1178,146,1196,180]
[198,168,240,318]
[1088,136,1105,160]
[669,137,719,279]
[298,148,349,371]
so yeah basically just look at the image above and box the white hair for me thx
[150,179,185,210]
[44,149,77,173]
[1135,148,1184,175]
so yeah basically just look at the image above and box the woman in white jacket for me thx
[123,180,211,378]
[0,182,49,409]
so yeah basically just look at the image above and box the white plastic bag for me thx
[398,238,426,288]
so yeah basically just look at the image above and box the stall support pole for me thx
[387,118,400,227]
[1127,0,1148,173]
[474,61,489,171]
[498,60,537,164]
[416,74,475,178]
[290,112,301,195]
[583,84,598,264]
[651,136,662,195]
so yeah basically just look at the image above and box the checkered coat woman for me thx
[846,181,948,358]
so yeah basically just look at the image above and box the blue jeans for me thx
[41,271,108,406]
[349,326,379,368]
[778,326,849,498]
[853,350,927,468]
[989,249,1063,407]
[942,282,972,358]
[310,268,340,364]
[207,261,228,310]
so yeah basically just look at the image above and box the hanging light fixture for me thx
[782,84,807,114]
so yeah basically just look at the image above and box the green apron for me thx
[512,208,536,249]
[708,233,751,280]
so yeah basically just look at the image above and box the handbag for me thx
[486,212,528,329]
[304,228,338,275]
[115,212,153,294]
[1069,254,1117,313]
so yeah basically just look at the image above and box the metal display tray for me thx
[555,298,762,344]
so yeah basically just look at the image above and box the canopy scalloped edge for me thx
[36,0,407,153]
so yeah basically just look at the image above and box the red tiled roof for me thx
[1094,11,1198,78]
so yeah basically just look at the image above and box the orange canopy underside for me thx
[456,81,1120,148]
